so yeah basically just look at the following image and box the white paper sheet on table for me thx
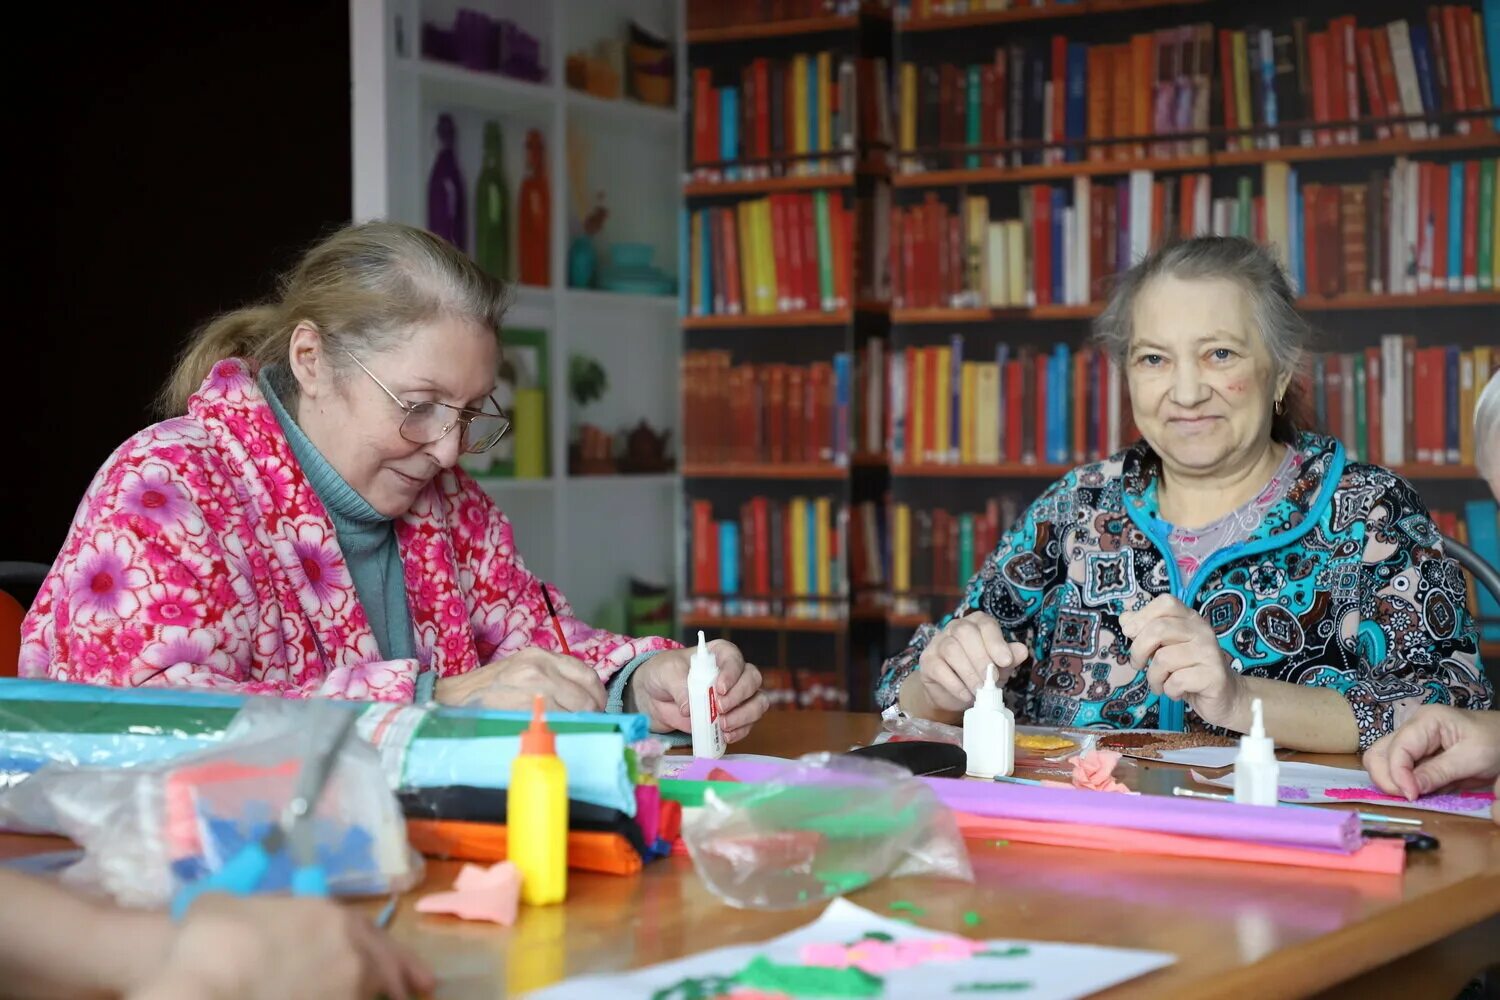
[1193,761,1498,818]
[523,897,1174,999]
[657,753,791,778]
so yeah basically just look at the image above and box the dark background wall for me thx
[9,2,351,566]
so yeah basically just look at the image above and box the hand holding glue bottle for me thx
[688,631,726,759]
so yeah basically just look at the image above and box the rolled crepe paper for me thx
[671,759,1362,853]
[0,678,646,815]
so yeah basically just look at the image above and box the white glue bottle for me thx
[963,663,1014,778]
[687,630,725,759]
[1233,697,1279,806]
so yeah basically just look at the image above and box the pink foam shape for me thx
[414,860,521,925]
[1322,786,1495,811]
[1071,749,1131,793]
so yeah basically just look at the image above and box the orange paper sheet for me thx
[405,819,642,875]
[955,812,1406,874]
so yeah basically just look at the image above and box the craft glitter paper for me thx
[1196,761,1498,818]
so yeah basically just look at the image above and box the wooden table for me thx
[4,711,1499,997]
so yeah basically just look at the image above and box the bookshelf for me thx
[883,0,1500,658]
[681,0,895,710]
[351,0,686,630]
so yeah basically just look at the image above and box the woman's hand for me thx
[628,641,768,743]
[1120,594,1246,729]
[130,894,433,1000]
[1363,705,1500,819]
[913,610,1029,714]
[434,648,607,713]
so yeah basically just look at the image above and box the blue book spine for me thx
[679,208,690,317]
[1488,0,1500,128]
[1065,43,1087,164]
[1289,168,1304,293]
[1409,25,1439,123]
[806,502,820,597]
[719,522,739,597]
[1029,49,1048,166]
[720,87,739,178]
[833,352,852,463]
[807,61,819,156]
[700,210,714,315]
[1052,343,1071,464]
[1463,499,1500,639]
[1448,161,1465,292]
[995,342,1011,462]
[1446,346,1460,463]
[949,334,964,462]
[1260,28,1278,130]
[966,65,982,169]
[1051,187,1066,305]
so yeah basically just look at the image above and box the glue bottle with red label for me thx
[687,630,725,759]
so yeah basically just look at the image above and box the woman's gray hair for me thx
[1094,236,1310,443]
[1476,369,1500,481]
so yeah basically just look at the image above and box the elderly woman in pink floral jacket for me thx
[21,223,769,741]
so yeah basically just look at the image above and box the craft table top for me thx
[4,710,1498,998]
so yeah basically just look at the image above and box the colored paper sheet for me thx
[1194,761,1498,819]
[525,898,1173,1000]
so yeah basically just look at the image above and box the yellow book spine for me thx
[736,200,757,314]
[790,497,808,597]
[960,362,978,465]
[1232,33,1253,152]
[1460,350,1476,465]
[900,63,917,153]
[894,503,911,593]
[977,362,999,464]
[817,51,832,157]
[815,496,831,596]
[1476,347,1493,389]
[754,198,776,314]
[965,195,988,304]
[1007,220,1025,306]
[934,346,951,463]
[1264,162,1289,272]
[912,348,928,465]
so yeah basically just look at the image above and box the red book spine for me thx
[1356,29,1391,140]
[1303,184,1322,295]
[800,193,820,312]
[1339,17,1360,139]
[1371,30,1406,139]
[692,499,714,594]
[1319,182,1342,296]
[769,194,791,312]
[1218,29,1238,149]
[981,64,997,157]
[1454,7,1492,133]
[1442,5,1469,124]
[1004,359,1023,463]
[693,69,713,167]
[890,206,905,309]
[1365,346,1383,466]
[754,58,771,159]
[768,365,786,463]
[832,195,851,309]
[1033,185,1053,306]
[1462,158,1480,290]
[723,205,744,313]
[1309,33,1332,147]
[1051,34,1068,163]
[900,208,917,310]
[930,198,948,307]
[709,208,727,314]
[1072,352,1087,463]
[1033,353,1049,467]
[1414,348,1438,463]
[1432,165,1449,291]
[1332,24,1356,143]
[947,213,963,303]
[1094,350,1110,460]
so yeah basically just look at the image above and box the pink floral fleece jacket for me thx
[20,359,678,701]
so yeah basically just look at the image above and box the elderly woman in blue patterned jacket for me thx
[877,236,1492,752]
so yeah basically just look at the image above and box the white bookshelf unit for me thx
[350,0,685,628]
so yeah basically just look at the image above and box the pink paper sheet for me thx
[956,813,1405,874]
[676,758,1363,852]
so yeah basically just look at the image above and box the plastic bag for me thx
[681,753,972,910]
[0,699,421,908]
[879,705,1096,769]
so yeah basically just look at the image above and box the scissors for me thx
[170,707,361,920]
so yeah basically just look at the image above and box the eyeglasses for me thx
[345,351,511,454]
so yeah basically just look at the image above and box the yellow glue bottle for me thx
[508,695,568,905]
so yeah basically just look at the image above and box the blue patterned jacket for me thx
[876,433,1492,749]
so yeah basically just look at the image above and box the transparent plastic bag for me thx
[682,753,972,910]
[0,699,421,908]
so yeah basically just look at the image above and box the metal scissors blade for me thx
[282,706,361,868]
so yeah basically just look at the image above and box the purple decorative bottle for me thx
[427,113,467,251]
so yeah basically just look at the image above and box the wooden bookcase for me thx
[886,0,1500,660]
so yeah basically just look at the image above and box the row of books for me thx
[898,23,1214,170]
[687,496,850,614]
[888,341,1133,466]
[682,352,853,465]
[690,54,893,181]
[888,156,1499,311]
[759,672,850,710]
[687,0,868,30]
[895,7,1497,173]
[1316,341,1497,468]
[1290,156,1500,299]
[685,190,883,316]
